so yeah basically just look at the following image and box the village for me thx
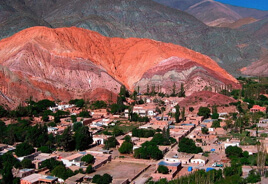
[0,78,268,184]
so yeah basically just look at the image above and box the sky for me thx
[215,0,268,11]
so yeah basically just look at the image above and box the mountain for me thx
[0,26,239,107]
[241,55,268,77]
[223,18,258,29]
[0,0,263,78]
[153,0,268,26]
[239,17,268,48]
[0,0,50,39]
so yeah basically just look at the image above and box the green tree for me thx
[201,127,209,134]
[0,120,7,143]
[1,164,14,184]
[157,165,169,174]
[40,158,63,171]
[181,107,185,121]
[21,158,34,168]
[86,165,94,174]
[51,165,74,180]
[246,169,261,183]
[119,141,133,154]
[134,141,163,160]
[178,137,203,154]
[92,173,113,184]
[174,105,180,123]
[104,137,119,149]
[81,154,95,164]
[225,146,242,158]
[212,120,221,128]
[151,133,170,145]
[58,127,75,151]
[75,126,93,151]
[198,107,211,118]
[178,83,185,97]
[71,115,77,123]
[113,127,124,136]
[189,107,194,112]
[38,146,51,153]
[15,142,35,157]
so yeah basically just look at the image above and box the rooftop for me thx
[158,160,181,167]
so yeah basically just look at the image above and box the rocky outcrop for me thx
[135,57,239,95]
[0,26,239,107]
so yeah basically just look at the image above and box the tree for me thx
[15,142,35,157]
[113,127,124,136]
[178,83,185,97]
[92,173,113,184]
[59,127,75,151]
[1,164,14,184]
[38,146,51,153]
[178,137,203,154]
[0,120,7,143]
[225,146,242,158]
[86,165,94,174]
[78,111,91,118]
[81,154,95,164]
[119,141,133,154]
[151,133,170,145]
[189,107,194,112]
[211,105,219,119]
[212,120,221,128]
[171,83,177,97]
[104,137,119,150]
[201,127,209,134]
[181,107,185,121]
[134,141,163,160]
[73,122,82,132]
[40,158,63,171]
[51,165,74,180]
[71,115,77,123]
[174,105,180,123]
[197,107,211,118]
[69,99,85,108]
[157,165,169,174]
[0,105,8,118]
[75,126,93,151]
[246,169,261,183]
[21,158,34,168]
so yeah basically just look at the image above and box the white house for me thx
[190,155,208,165]
[47,127,59,134]
[61,153,86,167]
[224,139,240,149]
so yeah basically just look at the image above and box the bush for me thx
[157,165,169,174]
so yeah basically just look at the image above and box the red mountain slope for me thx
[0,26,239,106]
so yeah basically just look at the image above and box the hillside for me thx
[0,0,263,77]
[0,27,239,107]
[154,0,268,26]
[241,55,268,77]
